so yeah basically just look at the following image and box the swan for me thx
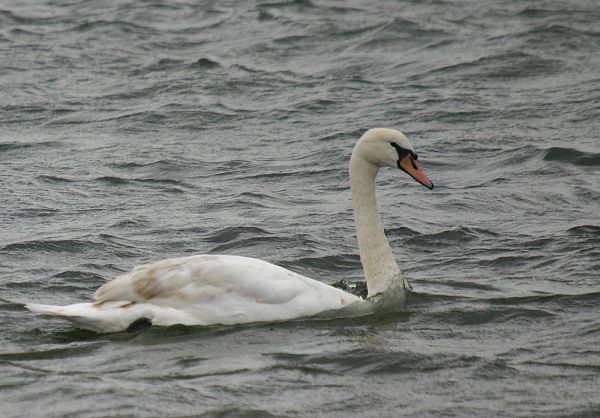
[25,128,433,333]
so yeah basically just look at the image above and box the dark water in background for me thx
[1,0,599,416]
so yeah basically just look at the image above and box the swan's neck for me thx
[350,154,400,298]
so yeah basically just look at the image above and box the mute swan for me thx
[25,128,433,333]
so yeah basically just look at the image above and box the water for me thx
[1,0,599,416]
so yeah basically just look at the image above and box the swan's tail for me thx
[25,301,148,333]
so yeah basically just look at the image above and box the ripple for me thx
[487,291,600,309]
[191,57,222,70]
[354,17,448,50]
[143,58,186,72]
[543,147,600,166]
[96,175,129,185]
[0,344,99,361]
[199,408,280,418]
[108,159,176,170]
[295,347,481,374]
[515,23,600,51]
[427,51,563,80]
[284,253,361,272]
[71,20,156,35]
[472,359,518,379]
[37,175,75,184]
[406,227,498,246]
[431,306,556,326]
[50,270,105,281]
[567,224,600,237]
[0,140,63,152]
[94,175,190,191]
[109,218,151,229]
[209,235,295,254]
[2,239,101,254]
[202,226,272,244]
[0,9,56,25]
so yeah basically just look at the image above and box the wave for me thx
[96,175,129,185]
[513,23,600,46]
[543,147,600,166]
[256,0,357,16]
[36,175,74,184]
[2,234,152,257]
[202,226,272,244]
[71,19,156,35]
[51,270,105,281]
[486,291,600,308]
[567,224,600,236]
[286,253,361,272]
[406,226,499,246]
[0,9,56,25]
[352,16,448,52]
[2,239,102,253]
[110,218,150,229]
[138,57,222,74]
[94,175,191,191]
[191,57,222,70]
[267,344,480,375]
[426,51,563,80]
[429,305,556,327]
[0,344,99,361]
[0,141,63,152]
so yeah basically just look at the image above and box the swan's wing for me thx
[94,254,350,308]
[95,254,214,304]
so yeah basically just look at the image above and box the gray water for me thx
[1,0,599,416]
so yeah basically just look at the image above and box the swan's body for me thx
[26,128,433,333]
[27,255,364,333]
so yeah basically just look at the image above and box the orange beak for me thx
[398,154,434,190]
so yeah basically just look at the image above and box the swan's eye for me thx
[390,142,419,162]
[390,142,411,160]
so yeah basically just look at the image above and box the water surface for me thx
[1,0,599,416]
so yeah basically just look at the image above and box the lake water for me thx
[1,0,599,416]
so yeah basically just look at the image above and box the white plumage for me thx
[26,128,433,333]
[28,255,361,333]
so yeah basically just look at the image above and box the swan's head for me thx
[354,128,434,189]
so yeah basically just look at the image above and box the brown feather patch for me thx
[133,276,162,300]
